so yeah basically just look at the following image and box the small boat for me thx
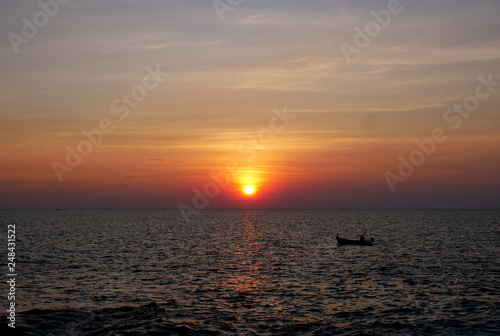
[336,233,374,246]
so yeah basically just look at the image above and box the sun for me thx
[244,186,255,195]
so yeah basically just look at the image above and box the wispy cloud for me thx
[1,0,499,208]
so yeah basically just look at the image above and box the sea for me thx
[1,209,499,336]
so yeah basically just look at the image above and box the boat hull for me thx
[336,236,373,246]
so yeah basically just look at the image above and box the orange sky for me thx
[1,1,499,209]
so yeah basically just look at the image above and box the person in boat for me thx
[360,235,365,244]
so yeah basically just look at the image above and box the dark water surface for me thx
[1,210,499,335]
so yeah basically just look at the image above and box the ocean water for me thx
[1,209,499,336]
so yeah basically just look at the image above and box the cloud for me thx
[1,0,499,208]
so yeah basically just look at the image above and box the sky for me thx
[0,0,499,209]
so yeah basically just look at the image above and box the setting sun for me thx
[244,186,255,195]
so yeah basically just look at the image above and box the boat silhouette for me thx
[336,233,374,246]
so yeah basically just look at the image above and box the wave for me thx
[4,302,219,336]
[4,301,499,336]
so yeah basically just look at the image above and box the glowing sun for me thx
[244,186,255,195]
